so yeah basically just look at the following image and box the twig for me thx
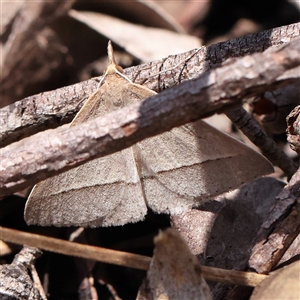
[0,38,299,197]
[0,226,267,287]
[30,264,47,300]
[225,106,298,178]
[0,22,299,147]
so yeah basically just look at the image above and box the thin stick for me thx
[0,226,267,287]
[30,264,47,300]
[225,106,298,178]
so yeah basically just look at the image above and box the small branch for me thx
[0,22,299,147]
[226,107,298,178]
[1,38,299,197]
[249,167,300,274]
[30,264,47,300]
[0,226,267,287]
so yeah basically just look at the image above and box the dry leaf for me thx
[0,1,24,35]
[250,260,300,299]
[171,177,285,298]
[137,228,212,300]
[24,41,273,227]
[69,9,201,62]
[79,0,185,33]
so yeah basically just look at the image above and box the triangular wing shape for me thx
[138,120,274,214]
[25,145,147,227]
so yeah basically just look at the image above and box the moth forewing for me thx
[137,120,274,214]
[25,42,149,227]
[24,41,274,227]
[25,142,147,227]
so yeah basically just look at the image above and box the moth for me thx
[24,41,273,227]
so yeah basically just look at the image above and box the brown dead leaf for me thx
[137,228,212,300]
[0,0,24,35]
[172,177,285,299]
[250,260,300,299]
[74,0,185,33]
[69,9,201,62]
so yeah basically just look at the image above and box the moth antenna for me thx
[107,40,117,66]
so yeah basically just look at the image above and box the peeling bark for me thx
[0,246,43,300]
[249,168,300,274]
[287,105,300,155]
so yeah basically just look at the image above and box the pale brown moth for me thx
[24,41,273,227]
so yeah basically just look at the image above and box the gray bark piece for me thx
[0,246,43,300]
[249,167,300,274]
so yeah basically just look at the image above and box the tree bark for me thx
[249,167,300,274]
[1,22,299,148]
[0,38,299,197]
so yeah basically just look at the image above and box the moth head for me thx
[105,64,123,75]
